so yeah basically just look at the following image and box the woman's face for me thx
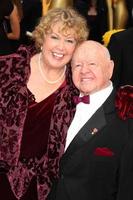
[42,22,77,70]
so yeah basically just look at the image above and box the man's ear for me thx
[109,60,114,79]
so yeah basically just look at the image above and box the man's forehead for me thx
[73,42,108,60]
[74,46,100,58]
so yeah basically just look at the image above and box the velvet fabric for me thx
[20,90,56,159]
[0,45,78,199]
[0,44,132,200]
[115,85,133,120]
[47,88,133,200]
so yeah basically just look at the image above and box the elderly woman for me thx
[0,8,89,200]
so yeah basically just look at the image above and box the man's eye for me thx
[73,64,81,69]
[89,62,95,65]
[76,64,81,67]
[88,63,97,67]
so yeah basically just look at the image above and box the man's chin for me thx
[80,90,91,96]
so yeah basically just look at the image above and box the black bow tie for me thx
[73,95,90,104]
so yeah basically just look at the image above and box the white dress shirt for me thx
[65,82,113,151]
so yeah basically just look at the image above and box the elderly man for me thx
[48,40,133,200]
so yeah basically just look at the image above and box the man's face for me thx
[71,42,114,95]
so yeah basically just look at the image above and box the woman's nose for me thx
[58,40,65,50]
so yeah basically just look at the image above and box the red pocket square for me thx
[94,147,114,157]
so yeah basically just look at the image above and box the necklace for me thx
[38,53,66,84]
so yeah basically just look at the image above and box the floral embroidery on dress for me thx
[0,45,78,199]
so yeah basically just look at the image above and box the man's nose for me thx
[81,64,90,73]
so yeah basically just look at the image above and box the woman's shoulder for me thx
[17,43,37,55]
[0,44,37,85]
[0,44,36,61]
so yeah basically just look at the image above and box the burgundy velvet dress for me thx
[0,45,78,200]
[0,90,56,200]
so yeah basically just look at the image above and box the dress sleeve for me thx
[0,45,33,85]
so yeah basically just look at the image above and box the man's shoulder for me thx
[112,28,133,41]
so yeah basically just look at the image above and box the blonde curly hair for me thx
[32,7,89,50]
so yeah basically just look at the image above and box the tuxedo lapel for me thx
[62,106,106,160]
[62,89,116,163]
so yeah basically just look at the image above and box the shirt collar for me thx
[79,81,113,108]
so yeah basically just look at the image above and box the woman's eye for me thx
[51,35,58,40]
[66,39,75,44]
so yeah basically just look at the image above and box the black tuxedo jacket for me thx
[126,0,133,27]
[108,28,133,87]
[48,89,133,200]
